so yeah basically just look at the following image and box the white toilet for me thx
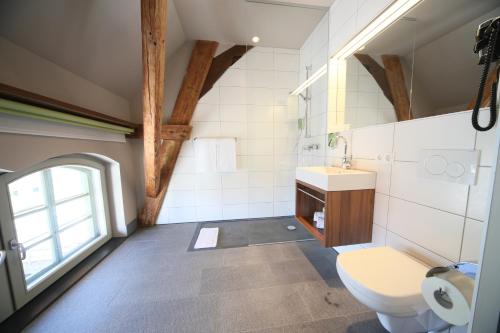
[336,246,450,333]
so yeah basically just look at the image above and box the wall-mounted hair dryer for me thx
[472,16,499,132]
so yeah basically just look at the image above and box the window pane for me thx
[59,219,96,257]
[23,239,56,284]
[8,171,45,214]
[51,166,89,201]
[14,210,51,244]
[55,195,92,228]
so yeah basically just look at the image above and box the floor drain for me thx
[287,225,297,231]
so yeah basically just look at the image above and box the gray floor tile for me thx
[26,219,380,333]
[215,285,313,333]
[295,281,370,320]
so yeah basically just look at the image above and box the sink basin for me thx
[296,166,376,191]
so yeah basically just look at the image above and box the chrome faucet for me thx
[328,133,351,169]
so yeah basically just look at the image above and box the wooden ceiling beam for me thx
[168,41,220,125]
[354,53,393,104]
[382,55,412,121]
[161,124,192,140]
[200,45,252,98]
[140,40,218,226]
[141,0,167,198]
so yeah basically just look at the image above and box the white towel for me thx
[316,217,324,229]
[194,138,217,173]
[313,211,324,222]
[194,227,219,249]
[217,138,237,172]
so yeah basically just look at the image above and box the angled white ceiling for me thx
[0,0,186,100]
[0,0,327,100]
[173,0,327,49]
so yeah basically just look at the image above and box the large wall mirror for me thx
[328,0,500,130]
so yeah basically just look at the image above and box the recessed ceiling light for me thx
[252,36,260,43]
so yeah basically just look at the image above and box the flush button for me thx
[425,155,447,175]
[446,162,465,178]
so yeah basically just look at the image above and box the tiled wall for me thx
[328,110,496,267]
[158,47,300,224]
[298,13,329,167]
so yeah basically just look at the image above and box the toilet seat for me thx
[336,247,431,317]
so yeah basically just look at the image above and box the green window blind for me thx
[0,98,134,135]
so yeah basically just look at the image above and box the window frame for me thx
[0,156,112,308]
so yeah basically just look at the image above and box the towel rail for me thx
[193,136,237,141]
[297,188,325,204]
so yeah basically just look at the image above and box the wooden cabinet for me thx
[295,180,375,247]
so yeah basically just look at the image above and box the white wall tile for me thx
[191,121,220,138]
[247,122,274,139]
[222,172,249,189]
[371,223,386,246]
[386,231,454,267]
[245,139,274,155]
[247,87,274,105]
[166,207,197,224]
[274,171,295,187]
[373,193,389,228]
[351,159,392,194]
[460,218,483,262]
[249,203,274,218]
[388,198,464,262]
[274,186,294,202]
[273,88,291,106]
[219,68,247,87]
[165,190,196,208]
[196,206,223,221]
[352,123,394,159]
[199,87,219,104]
[274,201,294,216]
[247,156,274,171]
[220,105,247,122]
[247,51,274,70]
[249,187,274,203]
[393,112,475,162]
[221,121,247,138]
[170,174,196,191]
[275,53,299,72]
[192,103,220,122]
[222,188,249,205]
[249,172,274,187]
[223,204,249,219]
[356,0,392,31]
[220,86,247,105]
[246,70,274,88]
[196,189,222,206]
[173,157,197,174]
[390,162,468,215]
[274,71,298,89]
[475,109,498,166]
[195,174,221,190]
[467,167,492,221]
[247,105,274,122]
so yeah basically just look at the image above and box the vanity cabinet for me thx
[295,180,374,247]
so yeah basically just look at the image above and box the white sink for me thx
[296,166,376,191]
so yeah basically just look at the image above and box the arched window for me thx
[0,157,111,307]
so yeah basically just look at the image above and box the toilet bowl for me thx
[336,246,449,333]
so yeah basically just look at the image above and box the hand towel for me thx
[217,138,237,172]
[194,138,217,173]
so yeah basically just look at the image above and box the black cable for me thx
[472,20,499,132]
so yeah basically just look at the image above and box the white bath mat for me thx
[194,227,219,249]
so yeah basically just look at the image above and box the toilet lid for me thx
[337,247,431,316]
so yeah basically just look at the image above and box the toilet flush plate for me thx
[418,149,480,185]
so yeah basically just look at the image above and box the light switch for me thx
[418,149,480,185]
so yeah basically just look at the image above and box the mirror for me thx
[328,0,500,130]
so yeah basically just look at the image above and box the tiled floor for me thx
[25,222,388,333]
[189,216,314,250]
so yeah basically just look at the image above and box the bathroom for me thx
[0,0,499,332]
